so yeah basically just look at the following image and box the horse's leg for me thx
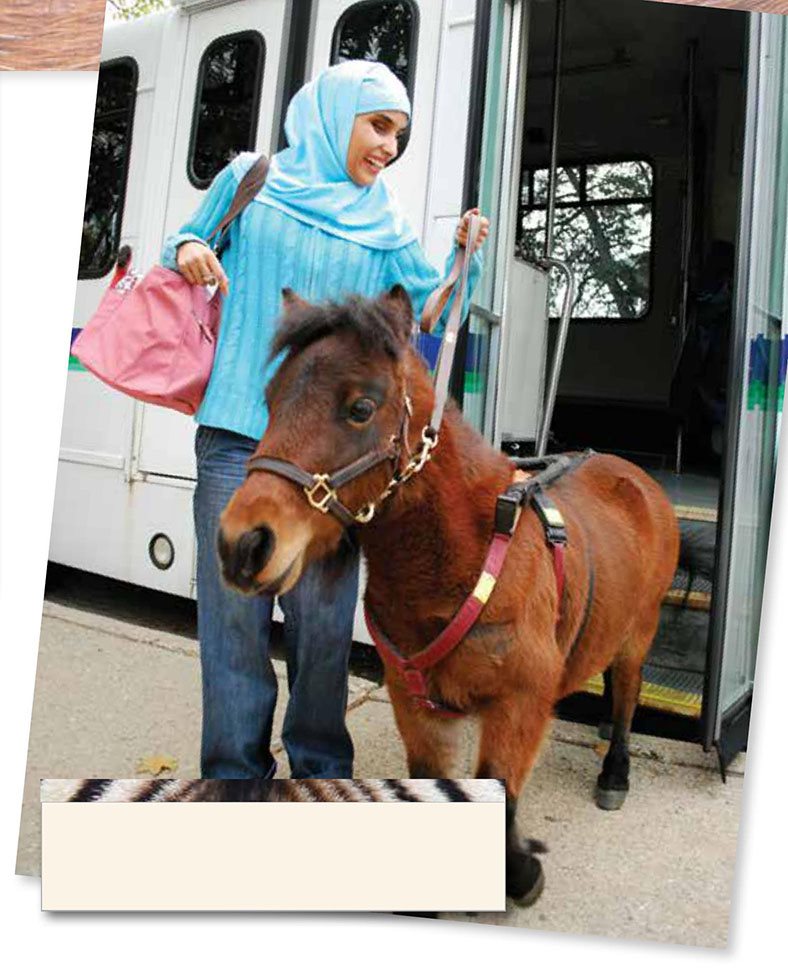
[387,678,462,778]
[595,653,643,810]
[598,666,614,740]
[475,691,554,907]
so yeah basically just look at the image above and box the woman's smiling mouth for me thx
[364,156,386,174]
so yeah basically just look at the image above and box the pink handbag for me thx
[72,267,222,415]
[72,155,268,415]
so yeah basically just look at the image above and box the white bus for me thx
[52,0,788,772]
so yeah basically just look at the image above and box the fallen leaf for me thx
[136,754,178,776]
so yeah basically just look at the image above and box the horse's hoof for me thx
[507,853,545,908]
[598,721,613,740]
[595,783,628,810]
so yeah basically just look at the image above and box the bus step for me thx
[584,665,703,719]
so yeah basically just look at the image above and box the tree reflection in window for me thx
[79,59,137,279]
[518,160,654,320]
[189,32,265,188]
[332,0,417,153]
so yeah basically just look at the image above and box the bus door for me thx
[704,12,788,775]
[51,15,167,581]
[464,0,552,448]
[136,0,289,481]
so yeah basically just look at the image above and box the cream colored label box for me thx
[42,802,505,912]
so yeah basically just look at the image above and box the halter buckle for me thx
[354,503,376,524]
[304,474,336,513]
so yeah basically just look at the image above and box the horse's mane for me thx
[270,296,404,364]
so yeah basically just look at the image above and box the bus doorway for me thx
[518,0,748,732]
[477,0,784,757]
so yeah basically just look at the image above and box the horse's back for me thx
[556,452,679,603]
[546,453,679,693]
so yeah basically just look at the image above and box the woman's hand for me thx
[176,241,230,295]
[456,208,490,253]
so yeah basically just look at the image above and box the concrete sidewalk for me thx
[17,602,743,947]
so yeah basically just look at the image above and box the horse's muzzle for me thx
[217,525,276,593]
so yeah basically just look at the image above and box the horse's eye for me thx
[348,398,377,425]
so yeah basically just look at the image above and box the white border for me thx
[2,66,787,965]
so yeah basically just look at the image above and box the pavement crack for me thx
[43,612,198,660]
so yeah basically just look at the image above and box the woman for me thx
[161,60,489,780]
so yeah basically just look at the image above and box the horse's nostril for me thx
[219,526,276,587]
[239,526,276,576]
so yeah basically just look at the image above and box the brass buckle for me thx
[354,503,376,524]
[304,474,335,513]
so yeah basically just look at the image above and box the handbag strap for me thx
[206,154,270,246]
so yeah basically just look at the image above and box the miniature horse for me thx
[217,286,680,906]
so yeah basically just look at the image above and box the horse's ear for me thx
[379,284,414,345]
[281,288,309,313]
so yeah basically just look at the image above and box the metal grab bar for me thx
[535,256,576,457]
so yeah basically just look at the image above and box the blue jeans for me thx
[193,425,359,779]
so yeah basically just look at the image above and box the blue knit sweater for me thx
[161,152,483,440]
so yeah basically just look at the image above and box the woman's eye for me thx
[348,398,377,424]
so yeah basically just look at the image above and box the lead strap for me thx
[427,215,480,437]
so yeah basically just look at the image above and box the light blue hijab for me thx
[256,60,416,251]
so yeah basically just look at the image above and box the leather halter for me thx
[246,383,430,525]
[246,437,402,528]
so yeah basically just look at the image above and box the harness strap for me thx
[246,444,397,528]
[328,444,399,489]
[365,531,512,717]
[531,490,568,613]
[368,452,600,717]
[247,456,314,490]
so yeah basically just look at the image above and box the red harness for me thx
[365,480,571,717]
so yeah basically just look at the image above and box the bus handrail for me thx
[535,256,576,457]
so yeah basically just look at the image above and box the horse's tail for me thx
[677,519,715,605]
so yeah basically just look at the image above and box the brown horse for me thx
[217,286,680,905]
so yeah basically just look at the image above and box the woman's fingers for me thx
[176,242,230,294]
[206,251,230,295]
[474,216,490,252]
[457,209,490,252]
[200,249,230,296]
[177,243,210,285]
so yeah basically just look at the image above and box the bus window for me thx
[79,58,137,280]
[331,0,418,155]
[518,159,654,321]
[188,31,265,189]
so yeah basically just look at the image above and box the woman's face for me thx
[345,110,409,186]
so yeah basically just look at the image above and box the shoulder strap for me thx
[206,155,270,244]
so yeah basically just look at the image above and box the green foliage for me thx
[108,0,170,22]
